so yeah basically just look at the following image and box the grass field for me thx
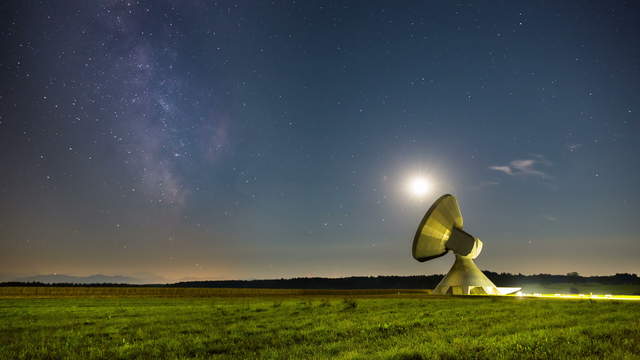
[1,288,639,359]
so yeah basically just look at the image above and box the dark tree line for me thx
[1,273,638,289]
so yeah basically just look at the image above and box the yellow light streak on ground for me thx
[510,292,640,301]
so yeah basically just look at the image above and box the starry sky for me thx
[1,1,639,283]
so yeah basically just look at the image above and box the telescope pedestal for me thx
[433,255,499,295]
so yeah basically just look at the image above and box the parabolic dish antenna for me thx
[412,194,518,295]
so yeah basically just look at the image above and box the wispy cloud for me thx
[488,166,513,175]
[489,157,551,178]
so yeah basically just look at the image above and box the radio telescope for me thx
[412,194,518,295]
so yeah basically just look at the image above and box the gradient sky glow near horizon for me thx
[1,1,639,283]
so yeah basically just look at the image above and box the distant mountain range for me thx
[11,274,143,284]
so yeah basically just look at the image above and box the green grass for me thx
[1,291,639,359]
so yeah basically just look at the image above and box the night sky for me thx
[1,1,639,283]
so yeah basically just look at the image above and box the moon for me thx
[407,176,432,198]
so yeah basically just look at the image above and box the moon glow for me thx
[407,176,432,198]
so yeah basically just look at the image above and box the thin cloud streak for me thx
[489,158,551,178]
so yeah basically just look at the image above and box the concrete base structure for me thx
[433,255,500,295]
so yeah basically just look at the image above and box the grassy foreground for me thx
[1,290,639,359]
